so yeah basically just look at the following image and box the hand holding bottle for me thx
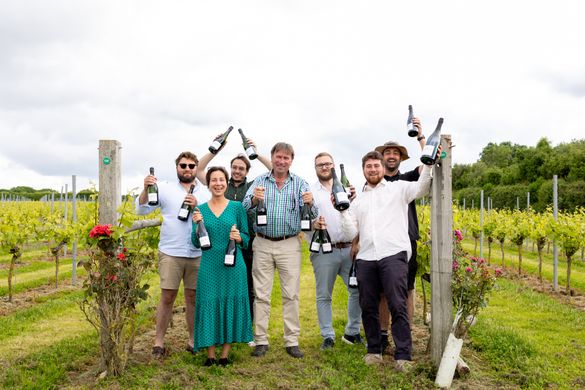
[229,224,242,244]
[313,216,327,230]
[144,174,157,190]
[412,117,424,141]
[192,208,203,224]
[301,191,313,206]
[183,193,198,209]
[252,186,265,205]
[348,185,357,201]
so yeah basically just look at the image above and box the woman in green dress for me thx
[191,166,253,366]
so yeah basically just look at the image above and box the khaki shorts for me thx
[158,250,201,290]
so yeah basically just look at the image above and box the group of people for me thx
[136,117,436,371]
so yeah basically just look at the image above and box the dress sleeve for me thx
[236,202,250,250]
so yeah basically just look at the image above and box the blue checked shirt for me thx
[243,171,318,237]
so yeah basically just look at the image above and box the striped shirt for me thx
[243,171,318,237]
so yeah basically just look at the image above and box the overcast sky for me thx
[1,0,584,194]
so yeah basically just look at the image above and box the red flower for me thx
[495,268,503,277]
[106,274,118,282]
[465,267,473,273]
[122,247,128,253]
[452,260,459,271]
[454,230,463,241]
[117,253,126,261]
[89,224,113,238]
[478,258,486,265]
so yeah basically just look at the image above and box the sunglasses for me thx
[178,163,197,169]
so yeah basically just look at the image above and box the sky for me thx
[1,0,584,194]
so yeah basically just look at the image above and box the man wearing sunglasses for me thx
[137,151,210,359]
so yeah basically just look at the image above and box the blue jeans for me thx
[310,247,361,339]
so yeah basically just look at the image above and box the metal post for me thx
[553,175,559,291]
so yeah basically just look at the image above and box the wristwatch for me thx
[417,135,426,141]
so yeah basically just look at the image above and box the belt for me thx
[256,232,295,242]
[332,242,352,249]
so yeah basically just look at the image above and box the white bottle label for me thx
[407,122,415,131]
[301,220,310,230]
[224,254,234,265]
[322,243,332,252]
[311,242,321,252]
[148,193,158,202]
[422,144,435,157]
[246,146,256,157]
[178,208,189,218]
[210,140,221,150]
[336,192,349,203]
[349,276,358,286]
[257,215,267,225]
[199,236,210,247]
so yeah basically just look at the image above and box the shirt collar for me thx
[363,180,388,192]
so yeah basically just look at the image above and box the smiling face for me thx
[176,157,197,183]
[363,158,384,186]
[382,147,402,174]
[271,149,293,177]
[208,169,228,197]
[314,155,334,181]
[230,158,249,184]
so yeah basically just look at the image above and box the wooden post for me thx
[553,175,559,291]
[98,140,122,226]
[72,175,78,285]
[430,134,453,367]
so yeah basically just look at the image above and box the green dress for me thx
[191,201,253,349]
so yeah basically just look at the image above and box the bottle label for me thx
[322,243,332,252]
[178,208,189,218]
[301,220,310,230]
[210,140,221,150]
[344,187,352,197]
[336,192,349,203]
[199,236,210,247]
[246,146,256,157]
[422,144,435,157]
[349,276,358,286]
[310,242,321,252]
[257,214,267,225]
[148,193,158,202]
[224,254,235,266]
[407,122,415,130]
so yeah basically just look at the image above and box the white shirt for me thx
[340,166,431,261]
[136,179,210,258]
[310,180,355,244]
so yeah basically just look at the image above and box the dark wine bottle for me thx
[147,167,159,206]
[339,163,351,197]
[256,198,267,226]
[196,214,212,250]
[238,128,258,160]
[348,261,358,288]
[224,228,236,267]
[309,229,321,253]
[420,117,444,166]
[208,126,234,154]
[300,203,311,231]
[321,229,332,254]
[331,168,350,211]
[407,105,417,137]
[178,184,195,221]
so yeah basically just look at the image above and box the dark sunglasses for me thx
[179,163,197,169]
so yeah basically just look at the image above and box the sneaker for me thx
[285,346,304,358]
[152,346,166,360]
[342,333,363,345]
[248,340,256,347]
[204,358,216,367]
[363,353,383,365]
[251,344,269,357]
[394,359,413,373]
[320,337,335,350]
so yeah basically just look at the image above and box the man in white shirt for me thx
[340,151,431,370]
[137,151,210,359]
[309,152,362,350]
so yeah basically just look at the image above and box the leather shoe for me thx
[285,346,304,358]
[251,344,269,357]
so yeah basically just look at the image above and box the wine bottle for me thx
[300,203,311,231]
[196,215,212,250]
[309,229,321,253]
[348,261,358,288]
[331,168,350,211]
[420,117,444,166]
[208,126,234,154]
[224,226,237,267]
[321,229,332,254]
[178,184,195,221]
[407,105,417,137]
[339,163,351,197]
[147,167,159,206]
[238,128,258,160]
[256,198,267,226]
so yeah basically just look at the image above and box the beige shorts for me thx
[158,250,201,290]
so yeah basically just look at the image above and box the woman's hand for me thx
[192,208,203,223]
[230,224,242,244]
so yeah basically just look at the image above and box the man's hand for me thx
[313,216,327,230]
[184,194,198,209]
[302,191,313,206]
[348,185,357,201]
[252,186,265,206]
[144,174,156,191]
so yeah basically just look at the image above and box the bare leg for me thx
[207,345,216,359]
[220,343,231,359]
[184,288,196,348]
[155,289,178,347]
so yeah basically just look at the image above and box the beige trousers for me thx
[252,235,302,347]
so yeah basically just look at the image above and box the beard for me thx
[365,174,384,186]
[316,171,333,181]
[384,159,400,173]
[178,172,195,183]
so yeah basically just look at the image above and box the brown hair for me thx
[230,154,251,172]
[314,152,334,163]
[175,151,199,166]
[361,151,384,168]
[205,166,229,184]
[271,142,295,159]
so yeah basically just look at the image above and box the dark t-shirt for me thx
[385,168,420,241]
[225,177,255,237]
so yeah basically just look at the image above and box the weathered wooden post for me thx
[430,134,453,367]
[98,140,122,226]
[72,175,78,285]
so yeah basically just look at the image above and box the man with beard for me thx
[309,152,361,350]
[137,151,210,359]
[339,151,431,370]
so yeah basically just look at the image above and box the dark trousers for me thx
[243,237,255,320]
[357,251,411,360]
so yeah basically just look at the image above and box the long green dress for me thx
[191,201,253,350]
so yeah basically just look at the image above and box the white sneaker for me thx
[248,340,256,347]
[363,353,383,365]
[394,359,413,372]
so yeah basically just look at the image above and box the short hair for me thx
[314,152,334,163]
[271,142,295,159]
[205,166,229,184]
[230,154,251,172]
[361,151,384,168]
[175,151,199,166]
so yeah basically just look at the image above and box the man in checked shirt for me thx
[243,142,317,359]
